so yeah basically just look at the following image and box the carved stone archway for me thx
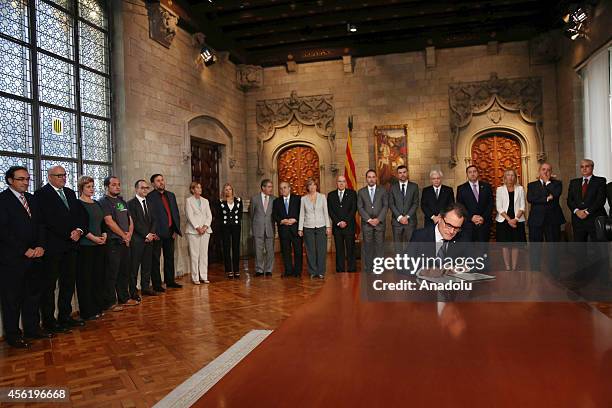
[256,91,337,176]
[449,73,545,168]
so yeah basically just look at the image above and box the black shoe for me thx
[61,318,86,327]
[255,272,264,277]
[227,272,234,279]
[132,295,142,302]
[167,282,183,288]
[154,287,166,293]
[7,337,31,349]
[141,289,158,296]
[317,274,325,279]
[294,272,302,277]
[264,272,272,276]
[45,324,72,334]
[83,314,101,321]
[234,273,240,278]
[24,329,55,339]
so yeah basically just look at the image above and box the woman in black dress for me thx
[495,169,527,270]
[219,183,243,278]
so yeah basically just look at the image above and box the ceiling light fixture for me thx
[200,45,217,66]
[347,23,357,33]
[561,5,590,41]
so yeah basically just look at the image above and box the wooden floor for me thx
[0,258,327,408]
[1,254,611,407]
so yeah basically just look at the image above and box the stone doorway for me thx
[277,145,320,195]
[470,133,523,240]
[191,138,222,263]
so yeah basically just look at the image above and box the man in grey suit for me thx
[357,169,388,272]
[250,179,276,277]
[389,165,419,253]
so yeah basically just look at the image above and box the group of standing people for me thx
[0,166,186,349]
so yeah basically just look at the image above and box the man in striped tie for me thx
[0,166,51,348]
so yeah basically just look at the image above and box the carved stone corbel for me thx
[146,2,179,49]
[236,65,263,91]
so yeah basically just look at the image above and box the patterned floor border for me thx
[153,329,273,408]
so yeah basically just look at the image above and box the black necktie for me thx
[435,188,439,199]
[143,199,149,219]
[401,184,406,196]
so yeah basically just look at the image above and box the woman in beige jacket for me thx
[186,182,213,284]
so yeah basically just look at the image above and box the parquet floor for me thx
[0,257,327,408]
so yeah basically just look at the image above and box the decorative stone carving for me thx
[236,65,263,91]
[146,3,179,49]
[229,158,237,168]
[256,91,336,174]
[487,103,503,124]
[448,73,545,167]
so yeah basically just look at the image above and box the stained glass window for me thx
[0,0,112,194]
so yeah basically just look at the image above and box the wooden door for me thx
[277,146,320,196]
[191,138,222,263]
[470,134,522,240]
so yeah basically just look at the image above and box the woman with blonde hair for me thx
[219,182,243,279]
[495,169,526,270]
[185,182,212,284]
[298,179,331,279]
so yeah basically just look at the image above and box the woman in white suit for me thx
[495,169,526,270]
[186,182,212,284]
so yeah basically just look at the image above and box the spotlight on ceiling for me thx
[200,45,217,66]
[347,23,357,33]
[561,5,589,41]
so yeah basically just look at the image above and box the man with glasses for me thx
[128,180,159,296]
[410,203,470,258]
[0,166,52,348]
[567,159,607,242]
[35,165,88,333]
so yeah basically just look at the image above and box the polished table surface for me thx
[195,273,612,407]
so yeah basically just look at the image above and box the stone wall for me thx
[246,41,561,226]
[111,0,247,275]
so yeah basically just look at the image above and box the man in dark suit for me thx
[357,169,388,272]
[389,165,419,251]
[608,182,612,217]
[527,163,566,275]
[35,165,88,333]
[272,182,302,277]
[128,180,159,297]
[0,166,53,348]
[327,175,357,272]
[456,165,493,242]
[567,159,607,242]
[421,169,454,228]
[410,202,470,258]
[527,162,566,242]
[148,174,182,289]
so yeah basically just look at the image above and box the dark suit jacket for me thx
[456,181,493,227]
[272,194,301,238]
[34,183,88,255]
[357,185,388,231]
[147,189,181,239]
[567,175,607,228]
[421,185,454,224]
[409,225,470,258]
[127,197,158,240]
[527,179,566,227]
[389,181,419,227]
[0,189,45,265]
[608,182,612,217]
[327,189,357,233]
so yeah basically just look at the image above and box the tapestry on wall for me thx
[374,125,408,190]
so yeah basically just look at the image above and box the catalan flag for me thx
[344,116,357,190]
[344,116,360,240]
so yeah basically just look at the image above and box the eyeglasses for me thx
[13,177,31,181]
[442,218,462,232]
[51,173,67,178]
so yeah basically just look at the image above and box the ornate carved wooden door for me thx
[191,138,222,263]
[471,134,522,240]
[277,146,320,196]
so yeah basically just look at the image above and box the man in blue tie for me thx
[272,182,302,277]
